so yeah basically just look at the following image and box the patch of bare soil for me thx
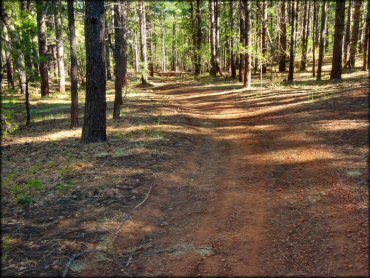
[2,74,368,276]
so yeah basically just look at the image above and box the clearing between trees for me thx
[2,70,368,276]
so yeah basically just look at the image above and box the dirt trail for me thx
[109,83,368,276]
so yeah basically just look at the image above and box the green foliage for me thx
[3,235,13,259]
[16,193,34,205]
[55,182,75,192]
[26,179,45,191]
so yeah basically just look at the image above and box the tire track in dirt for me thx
[109,83,368,276]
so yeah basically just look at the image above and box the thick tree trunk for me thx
[195,0,202,75]
[317,0,328,80]
[279,1,287,72]
[230,0,236,78]
[348,0,363,68]
[81,1,106,143]
[113,0,127,120]
[288,0,297,81]
[68,0,78,128]
[139,0,148,84]
[36,1,50,97]
[344,0,352,67]
[330,0,346,79]
[364,0,370,70]
[300,0,310,71]
[54,0,65,93]
[243,0,251,88]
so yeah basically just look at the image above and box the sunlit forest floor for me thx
[1,64,369,276]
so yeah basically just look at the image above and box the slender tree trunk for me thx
[317,0,328,80]
[330,0,346,79]
[261,0,267,73]
[147,6,154,77]
[215,0,222,75]
[113,0,127,120]
[161,11,166,72]
[210,0,217,76]
[171,22,176,71]
[135,34,140,73]
[344,0,352,67]
[279,0,287,72]
[81,0,106,143]
[348,0,363,68]
[2,25,15,89]
[239,0,245,81]
[68,0,78,128]
[300,0,310,71]
[105,18,113,80]
[54,0,65,93]
[312,0,319,76]
[243,0,251,88]
[288,0,297,81]
[139,0,148,84]
[230,0,236,78]
[36,1,50,97]
[195,0,202,75]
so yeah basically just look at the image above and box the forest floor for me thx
[1,67,369,276]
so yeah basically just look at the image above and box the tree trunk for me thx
[230,0,236,78]
[54,0,65,93]
[139,0,148,84]
[317,0,328,80]
[210,0,217,76]
[330,0,346,79]
[279,0,287,72]
[239,0,245,81]
[105,18,113,80]
[288,0,297,81]
[300,0,310,71]
[344,0,352,67]
[147,5,154,77]
[2,0,27,94]
[364,0,370,70]
[261,0,267,74]
[135,34,140,73]
[68,0,78,128]
[113,0,127,120]
[195,0,202,75]
[36,1,50,97]
[2,25,15,89]
[81,0,107,143]
[243,0,251,88]
[348,0,363,68]
[312,0,319,76]
[161,11,166,72]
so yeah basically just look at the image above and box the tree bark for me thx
[278,1,287,72]
[348,0,363,68]
[81,0,107,143]
[147,5,154,77]
[261,0,267,74]
[210,0,217,76]
[243,0,251,88]
[54,0,65,93]
[230,0,236,78]
[113,0,127,120]
[2,25,15,89]
[330,0,346,79]
[317,0,328,80]
[195,0,202,75]
[68,0,78,128]
[288,0,297,81]
[344,0,352,67]
[364,0,370,70]
[36,1,50,97]
[105,17,113,80]
[139,0,148,84]
[300,0,310,71]
[239,0,245,81]
[161,10,166,72]
[312,0,319,77]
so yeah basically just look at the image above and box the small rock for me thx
[160,222,168,227]
[104,189,115,198]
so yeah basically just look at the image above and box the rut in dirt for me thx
[109,83,368,276]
